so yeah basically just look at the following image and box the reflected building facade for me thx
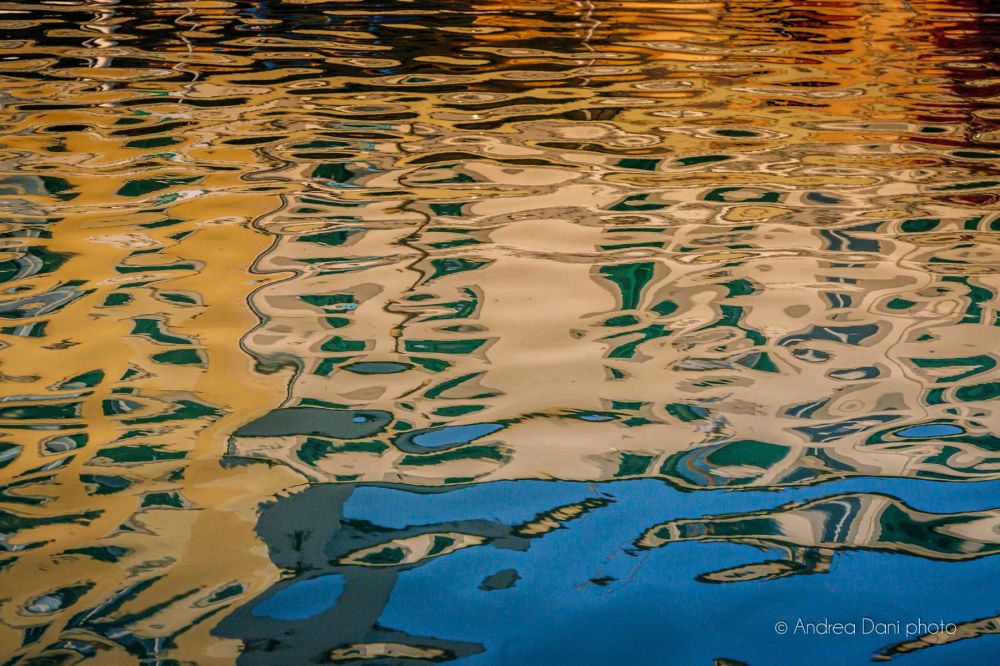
[0,0,999,663]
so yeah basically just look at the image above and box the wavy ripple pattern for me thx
[0,0,998,663]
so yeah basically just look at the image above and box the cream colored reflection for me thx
[235,121,1000,487]
[329,643,450,662]
[339,533,486,567]
[639,493,1000,582]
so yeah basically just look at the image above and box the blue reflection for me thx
[250,574,344,621]
[221,476,1000,665]
[896,423,964,438]
[411,423,504,449]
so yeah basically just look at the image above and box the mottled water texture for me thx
[1,0,1000,664]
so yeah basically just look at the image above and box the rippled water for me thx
[1,0,999,663]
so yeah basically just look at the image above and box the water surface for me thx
[1,0,999,663]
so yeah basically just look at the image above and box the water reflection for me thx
[639,491,1000,582]
[214,484,608,664]
[214,479,1000,664]
[0,0,999,663]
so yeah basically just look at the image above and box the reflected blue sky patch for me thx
[250,574,345,621]
[410,423,504,449]
[369,477,1000,665]
[896,423,965,438]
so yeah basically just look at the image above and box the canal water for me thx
[1,0,999,663]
